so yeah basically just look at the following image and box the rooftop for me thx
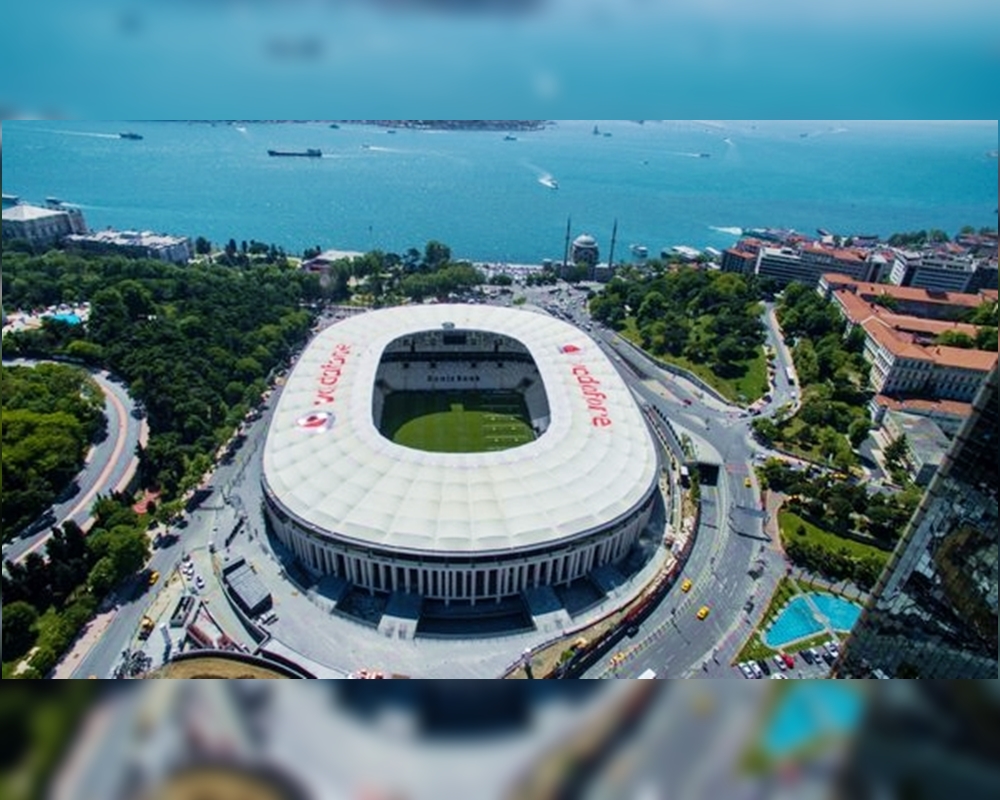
[2,203,69,222]
[873,394,973,419]
[822,273,991,309]
[262,304,658,555]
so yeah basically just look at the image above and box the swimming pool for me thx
[762,682,865,759]
[48,313,81,325]
[764,593,862,649]
[811,593,862,632]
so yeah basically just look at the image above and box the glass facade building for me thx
[837,363,998,678]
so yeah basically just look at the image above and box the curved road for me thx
[3,360,146,564]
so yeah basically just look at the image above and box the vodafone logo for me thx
[313,343,352,406]
[571,364,613,427]
[296,411,334,433]
[559,343,582,354]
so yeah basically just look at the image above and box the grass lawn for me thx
[380,391,535,453]
[779,510,890,565]
[619,317,767,403]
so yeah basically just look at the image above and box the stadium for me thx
[261,304,660,620]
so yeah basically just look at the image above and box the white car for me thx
[774,654,787,671]
[195,575,205,589]
[749,662,764,679]
[770,673,788,679]
[739,662,755,679]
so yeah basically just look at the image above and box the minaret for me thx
[607,218,618,272]
[562,215,572,270]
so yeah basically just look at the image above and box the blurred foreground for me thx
[3,681,1000,800]
[1,1,998,117]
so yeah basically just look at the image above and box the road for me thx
[3,361,145,563]
[519,282,797,680]
[69,372,281,679]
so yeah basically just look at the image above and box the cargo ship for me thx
[267,148,322,157]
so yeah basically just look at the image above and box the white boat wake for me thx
[709,226,743,236]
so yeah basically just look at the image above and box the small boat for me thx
[503,134,517,141]
[386,129,397,135]
[698,152,711,158]
[267,148,322,157]
[603,132,612,138]
[593,124,600,136]
[119,132,143,140]
[988,149,998,159]
[630,244,648,258]
[329,123,340,129]
[539,175,559,190]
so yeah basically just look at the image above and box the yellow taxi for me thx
[147,569,160,586]
[744,476,752,488]
[681,578,693,593]
[696,605,711,620]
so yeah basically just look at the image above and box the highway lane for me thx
[567,299,789,679]
[70,386,280,679]
[3,363,144,563]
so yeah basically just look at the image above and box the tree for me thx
[848,418,870,448]
[87,556,118,597]
[423,240,451,270]
[195,236,211,255]
[883,434,908,467]
[2,600,39,661]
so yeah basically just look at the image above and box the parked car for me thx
[757,659,771,676]
[739,662,755,679]
[681,578,693,592]
[696,606,710,620]
[808,647,822,663]
[781,653,795,669]
[801,649,815,665]
[195,575,205,590]
[749,661,763,679]
[774,655,787,671]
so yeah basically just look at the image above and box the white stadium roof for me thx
[262,304,658,556]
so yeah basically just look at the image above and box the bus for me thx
[637,669,657,679]
[785,366,796,385]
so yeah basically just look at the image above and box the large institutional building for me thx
[261,305,660,606]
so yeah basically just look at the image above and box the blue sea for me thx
[3,120,996,264]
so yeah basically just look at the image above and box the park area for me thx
[380,391,535,453]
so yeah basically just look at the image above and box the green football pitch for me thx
[380,391,536,453]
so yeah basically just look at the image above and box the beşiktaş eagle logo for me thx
[558,343,582,354]
[296,411,334,433]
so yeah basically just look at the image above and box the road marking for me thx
[19,377,132,561]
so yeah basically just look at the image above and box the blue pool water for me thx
[49,313,81,325]
[762,683,865,759]
[811,593,863,632]
[764,593,862,649]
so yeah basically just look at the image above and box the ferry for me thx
[119,132,143,140]
[267,148,322,157]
